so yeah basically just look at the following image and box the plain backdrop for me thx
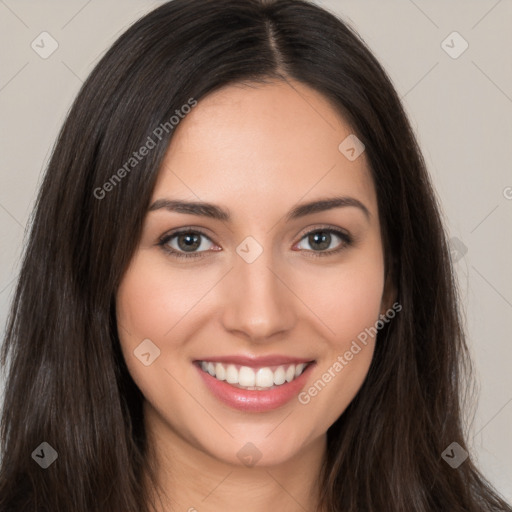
[0,0,511,501]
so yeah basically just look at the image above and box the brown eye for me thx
[159,230,216,259]
[175,232,202,252]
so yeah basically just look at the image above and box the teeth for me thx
[215,362,226,381]
[198,361,310,389]
[295,363,305,377]
[239,366,255,387]
[273,366,286,385]
[256,367,274,387]
[226,364,238,384]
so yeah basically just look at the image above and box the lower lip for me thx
[195,362,315,412]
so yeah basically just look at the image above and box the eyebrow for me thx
[148,196,371,222]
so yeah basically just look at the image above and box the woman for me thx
[0,0,510,511]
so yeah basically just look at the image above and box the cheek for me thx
[115,252,194,392]
[332,265,384,343]
[116,252,203,342]
[115,253,205,428]
[294,240,386,345]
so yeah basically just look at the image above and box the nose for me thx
[220,249,297,343]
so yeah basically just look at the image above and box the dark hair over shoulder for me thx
[0,1,510,511]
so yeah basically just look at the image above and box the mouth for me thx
[193,358,316,412]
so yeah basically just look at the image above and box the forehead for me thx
[152,80,377,220]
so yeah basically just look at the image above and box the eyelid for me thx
[294,223,351,242]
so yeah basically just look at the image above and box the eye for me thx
[294,228,352,257]
[158,229,218,259]
[158,226,353,260]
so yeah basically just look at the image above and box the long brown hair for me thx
[1,1,510,510]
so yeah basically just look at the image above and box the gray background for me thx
[0,0,511,500]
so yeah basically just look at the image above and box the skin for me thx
[116,79,394,512]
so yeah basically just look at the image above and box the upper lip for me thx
[194,355,315,368]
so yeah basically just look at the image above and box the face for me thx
[116,79,392,468]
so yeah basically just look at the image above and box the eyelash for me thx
[157,226,353,260]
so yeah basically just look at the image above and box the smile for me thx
[194,358,316,412]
